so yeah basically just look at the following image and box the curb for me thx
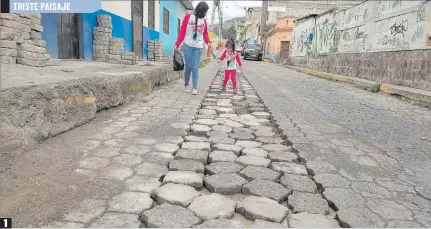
[284,65,431,104]
[0,64,179,153]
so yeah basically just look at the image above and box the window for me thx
[163,8,169,35]
[148,0,155,29]
[178,18,181,35]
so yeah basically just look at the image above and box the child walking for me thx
[218,40,242,94]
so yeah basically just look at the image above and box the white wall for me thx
[101,0,132,20]
[143,1,148,27]
[155,1,160,32]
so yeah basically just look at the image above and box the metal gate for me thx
[148,0,155,29]
[280,41,290,61]
[57,13,80,59]
[132,0,143,59]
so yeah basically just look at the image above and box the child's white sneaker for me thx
[185,86,191,93]
[192,89,198,95]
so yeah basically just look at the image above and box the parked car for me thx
[243,44,263,61]
[235,44,242,53]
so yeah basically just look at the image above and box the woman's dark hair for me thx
[193,1,209,40]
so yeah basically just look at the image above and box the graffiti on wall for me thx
[377,0,422,18]
[312,13,336,54]
[374,9,427,51]
[338,26,368,52]
[291,17,314,57]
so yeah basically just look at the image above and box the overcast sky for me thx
[192,1,263,24]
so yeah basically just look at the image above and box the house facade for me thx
[265,16,295,58]
[40,0,193,60]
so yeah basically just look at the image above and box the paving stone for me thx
[188,193,237,220]
[217,107,235,114]
[45,221,85,228]
[152,183,201,207]
[223,120,244,128]
[237,196,288,223]
[375,178,416,193]
[393,192,431,212]
[142,203,201,228]
[239,166,281,182]
[79,157,110,170]
[387,220,423,228]
[241,147,268,157]
[93,147,120,157]
[172,123,191,131]
[314,173,351,188]
[288,192,331,214]
[89,213,141,228]
[242,179,290,203]
[212,125,233,133]
[204,173,248,194]
[196,119,219,126]
[205,162,244,175]
[416,186,431,200]
[271,162,307,175]
[306,161,337,174]
[113,154,142,166]
[288,212,340,228]
[100,166,134,181]
[135,162,168,178]
[252,112,270,119]
[249,219,285,228]
[351,181,392,198]
[123,145,151,155]
[206,131,229,138]
[192,124,212,135]
[254,130,275,137]
[163,136,184,146]
[337,207,385,227]
[142,152,174,167]
[182,141,211,151]
[268,151,298,162]
[199,109,217,115]
[323,188,366,207]
[213,144,243,155]
[252,126,273,132]
[193,218,246,228]
[185,136,208,142]
[241,121,261,127]
[154,143,180,155]
[233,127,254,134]
[413,211,431,227]
[169,159,205,173]
[230,132,255,140]
[64,199,106,223]
[125,176,161,194]
[235,140,262,148]
[262,144,291,152]
[256,137,283,144]
[209,150,238,163]
[209,136,235,145]
[108,192,153,213]
[220,114,239,119]
[236,156,271,168]
[280,174,317,193]
[175,149,209,164]
[163,171,204,188]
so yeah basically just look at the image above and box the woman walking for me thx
[175,1,211,95]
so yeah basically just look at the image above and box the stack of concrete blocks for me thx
[0,13,57,66]
[93,14,136,65]
[147,40,163,61]
[93,15,112,62]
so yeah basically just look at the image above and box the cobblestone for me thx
[175,149,209,164]
[239,166,281,182]
[236,156,271,168]
[268,151,298,162]
[280,174,317,193]
[204,173,248,194]
[108,192,153,213]
[134,163,168,178]
[242,179,290,203]
[205,162,244,175]
[193,218,246,228]
[169,159,205,173]
[89,213,141,228]
[288,212,340,228]
[236,195,288,223]
[163,171,204,188]
[125,176,161,193]
[188,193,237,220]
[209,150,238,163]
[271,162,308,176]
[152,183,201,207]
[142,203,201,228]
[288,192,331,215]
[241,147,268,157]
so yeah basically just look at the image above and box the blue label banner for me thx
[10,0,101,13]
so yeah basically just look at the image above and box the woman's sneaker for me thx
[185,86,191,93]
[192,88,198,95]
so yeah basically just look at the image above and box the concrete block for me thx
[93,40,109,46]
[107,54,121,60]
[20,23,31,32]
[32,39,46,47]
[94,27,112,33]
[17,43,45,53]
[20,31,30,40]
[0,48,17,57]
[17,50,47,61]
[93,35,110,41]
[1,26,21,36]
[0,56,16,64]
[16,39,32,45]
[16,57,46,67]
[19,16,32,25]
[93,44,109,50]
[1,13,20,21]
[30,16,42,25]
[93,57,107,62]
[1,19,21,29]
[0,40,17,49]
[0,31,14,40]
[31,23,43,32]
[30,31,42,39]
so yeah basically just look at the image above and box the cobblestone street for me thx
[1,61,430,228]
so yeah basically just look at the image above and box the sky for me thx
[192,1,263,24]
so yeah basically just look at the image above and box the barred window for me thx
[148,0,155,29]
[163,8,169,35]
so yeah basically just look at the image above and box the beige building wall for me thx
[266,17,295,55]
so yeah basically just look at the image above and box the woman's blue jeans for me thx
[183,45,201,89]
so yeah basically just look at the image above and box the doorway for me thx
[132,0,144,59]
[280,41,290,60]
[57,14,80,59]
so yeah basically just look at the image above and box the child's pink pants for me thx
[223,69,237,89]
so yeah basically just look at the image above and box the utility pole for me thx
[218,0,223,44]
[259,0,269,54]
[211,0,218,30]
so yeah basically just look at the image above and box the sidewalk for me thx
[285,65,431,105]
[0,60,180,153]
